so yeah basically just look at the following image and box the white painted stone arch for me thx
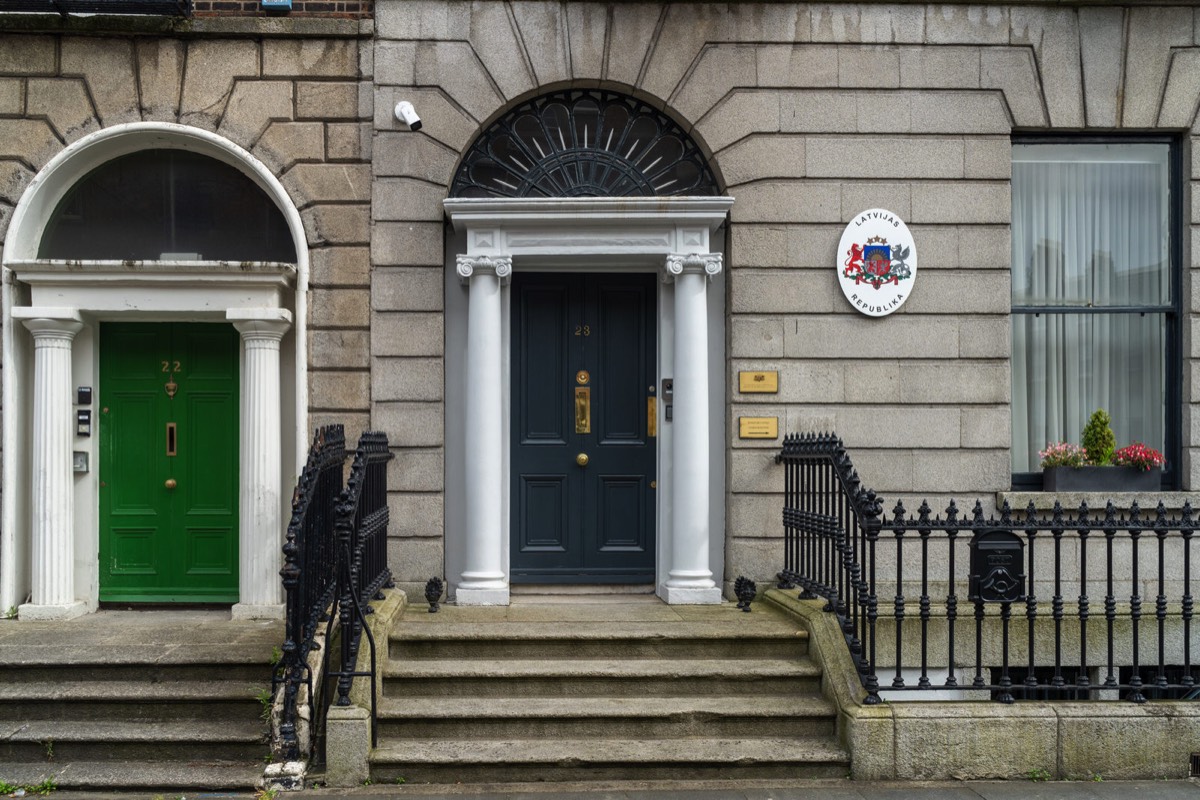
[1,122,309,618]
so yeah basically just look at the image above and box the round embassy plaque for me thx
[836,208,917,317]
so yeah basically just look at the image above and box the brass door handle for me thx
[164,478,177,490]
[576,453,589,467]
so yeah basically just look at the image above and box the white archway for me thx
[1,122,309,619]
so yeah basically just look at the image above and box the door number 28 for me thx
[574,325,591,337]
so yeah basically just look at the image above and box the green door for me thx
[510,273,657,583]
[99,322,240,603]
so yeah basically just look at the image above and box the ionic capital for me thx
[662,253,723,283]
[457,255,513,285]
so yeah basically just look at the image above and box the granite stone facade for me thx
[1,3,1198,607]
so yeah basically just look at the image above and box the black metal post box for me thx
[968,529,1026,603]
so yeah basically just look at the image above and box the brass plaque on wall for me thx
[738,371,779,393]
[739,417,779,439]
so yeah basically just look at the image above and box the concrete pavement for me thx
[32,779,1200,800]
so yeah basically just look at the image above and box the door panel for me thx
[100,322,240,603]
[519,283,571,444]
[519,475,569,551]
[185,392,237,512]
[511,273,656,583]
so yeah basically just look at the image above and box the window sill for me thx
[998,491,1200,514]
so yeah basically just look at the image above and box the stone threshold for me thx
[0,12,372,37]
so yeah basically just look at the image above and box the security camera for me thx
[394,101,422,131]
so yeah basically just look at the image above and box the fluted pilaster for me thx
[231,314,291,619]
[20,316,85,619]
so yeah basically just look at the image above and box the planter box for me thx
[1042,465,1162,493]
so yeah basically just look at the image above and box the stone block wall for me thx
[0,18,373,514]
[371,1,1200,594]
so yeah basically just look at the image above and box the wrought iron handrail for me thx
[274,426,393,763]
[322,432,393,747]
[777,432,1198,706]
[275,424,346,762]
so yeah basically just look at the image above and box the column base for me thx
[231,602,286,620]
[18,600,88,620]
[662,585,723,605]
[455,586,510,606]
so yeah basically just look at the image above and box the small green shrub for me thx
[1081,409,1116,466]
[253,687,273,721]
[1027,767,1051,782]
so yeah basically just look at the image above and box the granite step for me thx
[382,657,822,697]
[376,694,838,739]
[0,680,266,722]
[369,737,851,783]
[0,719,268,762]
[0,759,264,791]
[389,622,809,661]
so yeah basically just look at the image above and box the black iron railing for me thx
[276,424,346,761]
[325,432,393,731]
[274,426,393,762]
[777,432,1198,706]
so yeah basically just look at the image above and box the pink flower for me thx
[1039,442,1088,469]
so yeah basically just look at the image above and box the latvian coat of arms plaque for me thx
[836,208,918,317]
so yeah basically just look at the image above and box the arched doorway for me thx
[1,123,309,620]
[442,89,732,605]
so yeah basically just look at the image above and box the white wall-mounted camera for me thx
[394,101,422,131]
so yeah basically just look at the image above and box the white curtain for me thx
[1011,143,1170,472]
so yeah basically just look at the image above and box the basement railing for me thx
[273,425,394,763]
[777,432,1198,706]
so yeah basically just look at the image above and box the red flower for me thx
[1112,443,1165,472]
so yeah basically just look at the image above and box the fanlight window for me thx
[39,149,296,262]
[450,90,720,198]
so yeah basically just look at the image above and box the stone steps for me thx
[371,603,846,785]
[0,620,279,793]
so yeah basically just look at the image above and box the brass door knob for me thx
[575,453,589,467]
[164,478,177,490]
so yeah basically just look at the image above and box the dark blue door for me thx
[511,272,657,583]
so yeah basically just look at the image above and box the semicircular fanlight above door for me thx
[450,89,720,199]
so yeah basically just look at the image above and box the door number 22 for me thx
[574,325,591,337]
[162,361,182,372]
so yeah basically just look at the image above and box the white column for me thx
[230,310,292,620]
[662,254,723,604]
[19,314,86,620]
[456,255,511,605]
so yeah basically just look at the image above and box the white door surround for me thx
[0,123,309,619]
[444,197,734,606]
